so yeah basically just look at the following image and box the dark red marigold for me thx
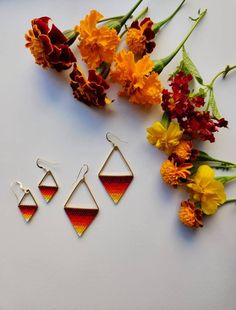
[70,64,112,107]
[126,18,156,56]
[25,17,76,71]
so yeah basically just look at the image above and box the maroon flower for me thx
[70,64,112,107]
[25,17,76,71]
[161,71,228,142]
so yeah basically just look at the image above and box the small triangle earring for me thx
[98,132,134,205]
[64,164,99,237]
[36,158,59,203]
[11,181,38,222]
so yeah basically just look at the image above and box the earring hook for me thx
[36,158,57,172]
[11,181,29,202]
[76,164,89,182]
[106,132,127,147]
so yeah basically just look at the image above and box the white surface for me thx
[0,0,236,309]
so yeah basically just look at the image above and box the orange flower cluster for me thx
[147,50,236,229]
[25,1,194,108]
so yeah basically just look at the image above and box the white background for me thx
[1,0,236,309]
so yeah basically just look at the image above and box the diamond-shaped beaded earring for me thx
[36,158,59,203]
[64,164,99,237]
[11,181,38,222]
[98,133,134,205]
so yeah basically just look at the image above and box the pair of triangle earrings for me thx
[11,133,134,237]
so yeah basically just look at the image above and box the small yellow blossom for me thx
[187,165,226,215]
[147,121,183,153]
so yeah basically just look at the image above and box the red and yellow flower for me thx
[178,200,203,228]
[110,50,162,105]
[70,64,112,107]
[25,17,76,71]
[160,159,192,186]
[126,18,156,56]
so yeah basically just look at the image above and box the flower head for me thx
[25,17,76,71]
[162,71,228,142]
[111,50,162,105]
[172,140,192,162]
[160,159,192,186]
[70,64,111,107]
[126,18,156,56]
[147,121,183,153]
[187,165,226,215]
[76,10,120,69]
[178,200,203,228]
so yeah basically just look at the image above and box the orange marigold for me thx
[172,140,193,162]
[126,18,156,56]
[110,50,162,105]
[75,10,120,69]
[160,159,192,186]
[178,200,203,229]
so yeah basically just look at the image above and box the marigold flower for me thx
[178,200,203,228]
[25,17,76,71]
[160,159,192,186]
[111,50,162,105]
[70,64,111,107]
[147,121,183,153]
[187,165,226,215]
[76,10,120,69]
[172,140,192,162]
[126,18,156,56]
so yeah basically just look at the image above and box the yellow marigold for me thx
[187,165,226,215]
[178,200,203,229]
[172,140,192,162]
[147,121,183,153]
[76,10,120,69]
[110,50,162,105]
[160,159,192,186]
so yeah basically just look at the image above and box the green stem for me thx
[208,64,236,88]
[196,151,236,167]
[119,0,144,29]
[216,175,236,184]
[154,9,207,74]
[223,199,236,205]
[120,6,148,38]
[98,15,125,23]
[153,0,186,33]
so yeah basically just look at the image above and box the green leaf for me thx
[208,90,221,119]
[161,112,171,129]
[182,46,203,84]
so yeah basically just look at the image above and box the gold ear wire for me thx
[36,158,58,172]
[11,181,29,202]
[106,132,127,147]
[75,164,89,182]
